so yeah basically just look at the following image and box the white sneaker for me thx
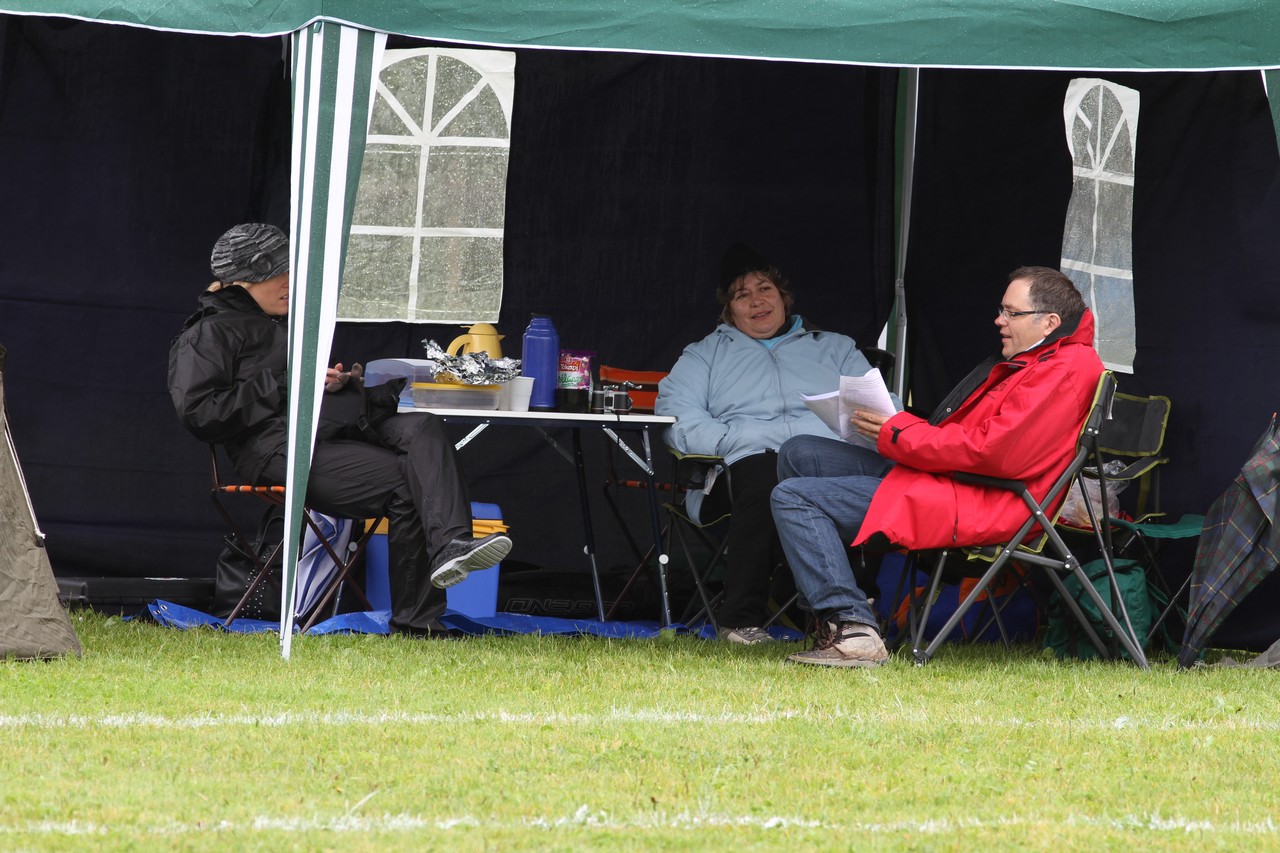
[718,626,773,645]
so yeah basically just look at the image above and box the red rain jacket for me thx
[854,310,1103,551]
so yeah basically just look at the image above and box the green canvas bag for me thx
[1043,558,1163,660]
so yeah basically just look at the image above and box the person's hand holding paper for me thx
[851,408,892,444]
[800,367,898,450]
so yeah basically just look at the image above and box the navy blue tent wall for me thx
[2,15,1277,644]
[0,17,895,617]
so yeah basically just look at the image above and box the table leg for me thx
[571,428,606,621]
[602,425,673,626]
[640,426,672,626]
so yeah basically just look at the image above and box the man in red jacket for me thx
[772,267,1104,667]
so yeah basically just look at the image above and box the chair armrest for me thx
[1111,512,1204,539]
[1080,456,1167,483]
[668,450,723,486]
[669,450,725,465]
[953,471,1027,492]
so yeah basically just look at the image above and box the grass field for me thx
[3,610,1278,851]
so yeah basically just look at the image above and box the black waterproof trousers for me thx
[258,412,471,633]
[699,451,787,628]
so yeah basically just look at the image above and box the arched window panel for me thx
[1060,78,1139,373]
[340,48,515,322]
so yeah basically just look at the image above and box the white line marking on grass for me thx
[2,708,1278,731]
[0,709,807,729]
[6,810,1279,838]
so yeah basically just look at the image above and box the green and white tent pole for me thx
[280,22,385,658]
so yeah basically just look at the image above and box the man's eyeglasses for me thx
[997,306,1042,320]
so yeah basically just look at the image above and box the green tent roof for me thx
[3,0,1279,71]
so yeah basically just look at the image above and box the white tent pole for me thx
[891,67,919,402]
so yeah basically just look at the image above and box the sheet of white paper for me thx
[801,368,896,450]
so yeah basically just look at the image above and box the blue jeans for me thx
[772,436,893,625]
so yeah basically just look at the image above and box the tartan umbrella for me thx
[1179,414,1280,668]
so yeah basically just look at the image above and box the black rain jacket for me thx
[167,286,288,484]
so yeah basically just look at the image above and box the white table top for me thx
[398,405,675,426]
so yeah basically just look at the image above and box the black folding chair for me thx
[208,446,380,633]
[660,451,734,631]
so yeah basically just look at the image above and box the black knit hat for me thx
[718,241,773,297]
[210,223,290,284]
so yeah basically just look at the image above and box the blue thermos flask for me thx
[521,314,559,410]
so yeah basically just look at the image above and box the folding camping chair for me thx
[658,450,801,632]
[208,445,380,633]
[858,346,897,385]
[601,441,794,629]
[1077,390,1202,649]
[662,451,733,631]
[908,371,1151,668]
[601,353,888,630]
[595,367,769,627]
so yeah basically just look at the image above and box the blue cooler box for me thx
[365,502,502,617]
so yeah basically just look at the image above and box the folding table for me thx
[404,406,677,624]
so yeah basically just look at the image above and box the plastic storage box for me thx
[410,382,500,410]
[365,502,503,618]
[363,358,438,406]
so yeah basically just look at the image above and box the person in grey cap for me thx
[168,223,512,636]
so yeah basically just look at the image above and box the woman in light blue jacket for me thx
[656,244,880,644]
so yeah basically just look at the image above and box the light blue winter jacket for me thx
[656,316,879,520]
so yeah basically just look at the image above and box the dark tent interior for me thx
[1,16,1276,647]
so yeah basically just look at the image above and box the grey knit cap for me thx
[210,223,290,284]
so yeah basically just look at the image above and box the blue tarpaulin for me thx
[146,599,804,641]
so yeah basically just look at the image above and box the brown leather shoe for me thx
[787,621,888,668]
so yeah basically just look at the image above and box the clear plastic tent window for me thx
[339,48,515,323]
[1061,78,1139,373]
